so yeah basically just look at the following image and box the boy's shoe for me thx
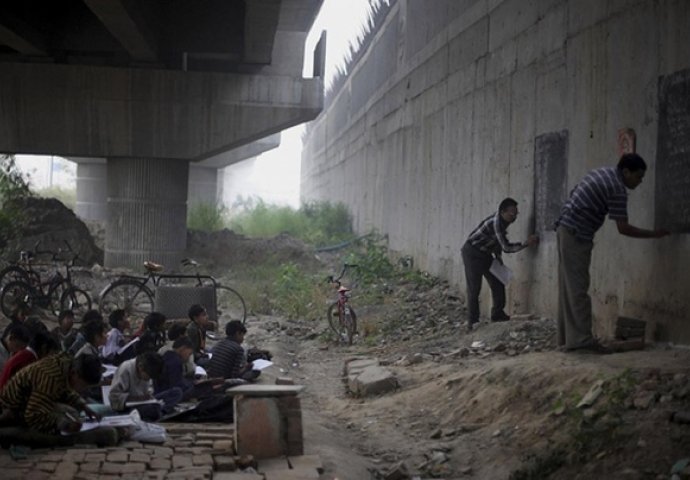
[491,311,511,322]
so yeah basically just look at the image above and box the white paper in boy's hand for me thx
[490,259,513,285]
[195,365,207,377]
[252,359,274,370]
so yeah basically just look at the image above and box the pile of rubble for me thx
[0,197,103,266]
[186,230,320,272]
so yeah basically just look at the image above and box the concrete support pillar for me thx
[105,157,189,268]
[188,164,220,208]
[75,159,107,221]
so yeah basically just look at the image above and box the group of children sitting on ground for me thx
[0,302,267,441]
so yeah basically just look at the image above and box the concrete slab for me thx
[225,385,304,396]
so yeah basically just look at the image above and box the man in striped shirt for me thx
[556,153,669,353]
[462,198,539,330]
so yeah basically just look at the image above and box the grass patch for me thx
[229,200,353,246]
[188,202,229,232]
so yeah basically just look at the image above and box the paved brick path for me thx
[1,423,236,480]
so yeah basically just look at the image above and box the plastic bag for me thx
[128,410,167,443]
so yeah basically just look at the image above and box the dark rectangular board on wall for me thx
[656,68,690,233]
[534,130,569,233]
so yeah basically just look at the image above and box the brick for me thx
[275,377,294,385]
[106,451,129,462]
[38,453,66,463]
[36,461,59,472]
[193,454,214,466]
[212,440,234,452]
[149,458,171,470]
[144,471,169,480]
[264,469,319,480]
[62,452,86,463]
[79,462,102,474]
[84,453,107,463]
[130,453,151,463]
[213,455,237,471]
[172,456,194,468]
[151,446,173,457]
[54,461,79,478]
[119,441,143,448]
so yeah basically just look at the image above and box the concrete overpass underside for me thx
[0,0,324,267]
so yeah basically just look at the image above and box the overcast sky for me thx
[241,0,376,208]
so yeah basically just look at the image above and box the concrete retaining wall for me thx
[301,0,690,342]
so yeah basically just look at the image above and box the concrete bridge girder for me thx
[0,63,320,160]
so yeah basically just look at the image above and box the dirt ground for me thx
[250,310,690,480]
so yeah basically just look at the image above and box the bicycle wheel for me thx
[99,279,154,321]
[216,285,247,324]
[343,305,357,345]
[49,280,69,316]
[61,287,92,318]
[0,281,32,317]
[0,266,32,290]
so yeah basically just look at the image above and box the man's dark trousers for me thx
[461,242,505,326]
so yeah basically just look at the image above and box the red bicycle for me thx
[326,264,358,345]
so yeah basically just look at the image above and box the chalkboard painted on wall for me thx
[534,130,569,233]
[656,68,690,233]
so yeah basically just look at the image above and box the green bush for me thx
[344,234,395,286]
[272,262,321,320]
[188,202,229,232]
[0,155,32,246]
[35,186,76,210]
[229,200,353,246]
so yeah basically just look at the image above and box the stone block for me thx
[149,458,171,470]
[84,453,107,463]
[194,454,214,466]
[275,377,294,385]
[173,456,195,468]
[212,439,234,452]
[79,462,101,474]
[344,358,379,376]
[213,455,237,471]
[130,452,151,463]
[348,365,399,396]
[106,451,128,462]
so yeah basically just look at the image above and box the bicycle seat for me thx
[144,261,164,272]
[338,285,351,292]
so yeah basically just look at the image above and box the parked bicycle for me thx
[98,258,247,324]
[326,263,358,345]
[0,241,48,291]
[0,242,92,318]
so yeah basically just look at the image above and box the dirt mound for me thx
[1,196,103,266]
[186,229,321,271]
